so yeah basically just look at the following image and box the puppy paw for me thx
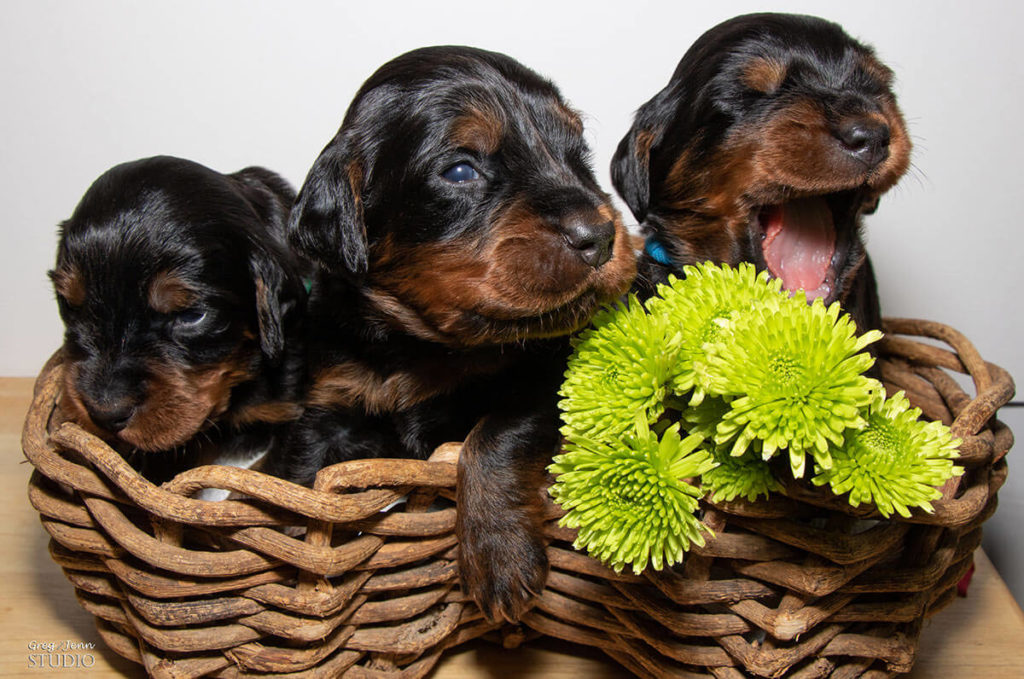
[458,518,548,623]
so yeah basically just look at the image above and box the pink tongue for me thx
[761,197,835,301]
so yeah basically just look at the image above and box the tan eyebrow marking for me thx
[51,266,86,306]
[860,54,895,87]
[742,57,788,94]
[450,104,504,155]
[148,270,197,313]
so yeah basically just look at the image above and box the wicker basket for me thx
[23,318,1015,678]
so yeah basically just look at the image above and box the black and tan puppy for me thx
[612,13,911,331]
[275,46,636,621]
[51,156,307,484]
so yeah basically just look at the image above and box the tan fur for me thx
[675,100,911,203]
[742,57,788,93]
[364,200,635,346]
[656,95,912,267]
[348,161,367,241]
[635,129,656,165]
[228,401,304,427]
[62,353,252,452]
[451,105,504,155]
[148,270,197,314]
[122,355,251,450]
[307,354,510,415]
[58,362,104,439]
[860,55,895,87]
[52,266,86,307]
[556,105,585,136]
[663,146,698,206]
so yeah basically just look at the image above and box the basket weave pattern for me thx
[23,318,1015,678]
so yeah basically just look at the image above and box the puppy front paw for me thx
[458,517,548,623]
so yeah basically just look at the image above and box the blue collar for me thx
[644,236,675,267]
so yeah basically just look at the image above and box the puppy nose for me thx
[84,399,135,433]
[560,217,615,268]
[836,117,890,167]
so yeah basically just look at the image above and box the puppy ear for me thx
[230,166,297,233]
[611,124,657,223]
[248,245,303,364]
[231,168,305,363]
[289,134,369,280]
[612,85,682,225]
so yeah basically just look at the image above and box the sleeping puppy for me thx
[51,156,307,485]
[611,12,911,331]
[274,46,636,621]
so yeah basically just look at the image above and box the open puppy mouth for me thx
[753,190,863,304]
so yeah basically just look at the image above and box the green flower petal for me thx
[702,445,782,503]
[549,423,715,574]
[812,390,963,518]
[646,262,785,404]
[559,296,679,441]
[679,396,731,443]
[697,296,881,477]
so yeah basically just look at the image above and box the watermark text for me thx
[27,640,96,669]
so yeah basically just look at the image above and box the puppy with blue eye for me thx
[51,156,308,484]
[273,46,637,622]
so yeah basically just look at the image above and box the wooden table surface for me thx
[1,375,1021,677]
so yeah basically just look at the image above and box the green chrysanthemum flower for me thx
[646,262,785,404]
[702,445,783,503]
[812,390,963,518]
[677,395,731,442]
[549,421,715,574]
[559,295,680,441]
[697,297,883,478]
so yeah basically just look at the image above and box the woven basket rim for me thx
[21,315,1017,679]
[23,316,1015,530]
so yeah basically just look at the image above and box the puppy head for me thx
[612,13,911,303]
[51,156,305,452]
[290,46,636,347]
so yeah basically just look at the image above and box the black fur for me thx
[270,46,636,622]
[612,13,912,332]
[51,155,308,483]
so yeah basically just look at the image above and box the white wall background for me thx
[3,1,1022,601]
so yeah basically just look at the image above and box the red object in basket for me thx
[957,560,976,597]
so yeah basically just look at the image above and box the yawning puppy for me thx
[612,13,911,330]
[274,46,636,622]
[51,156,307,484]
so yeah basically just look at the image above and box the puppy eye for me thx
[175,309,207,326]
[441,163,481,183]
